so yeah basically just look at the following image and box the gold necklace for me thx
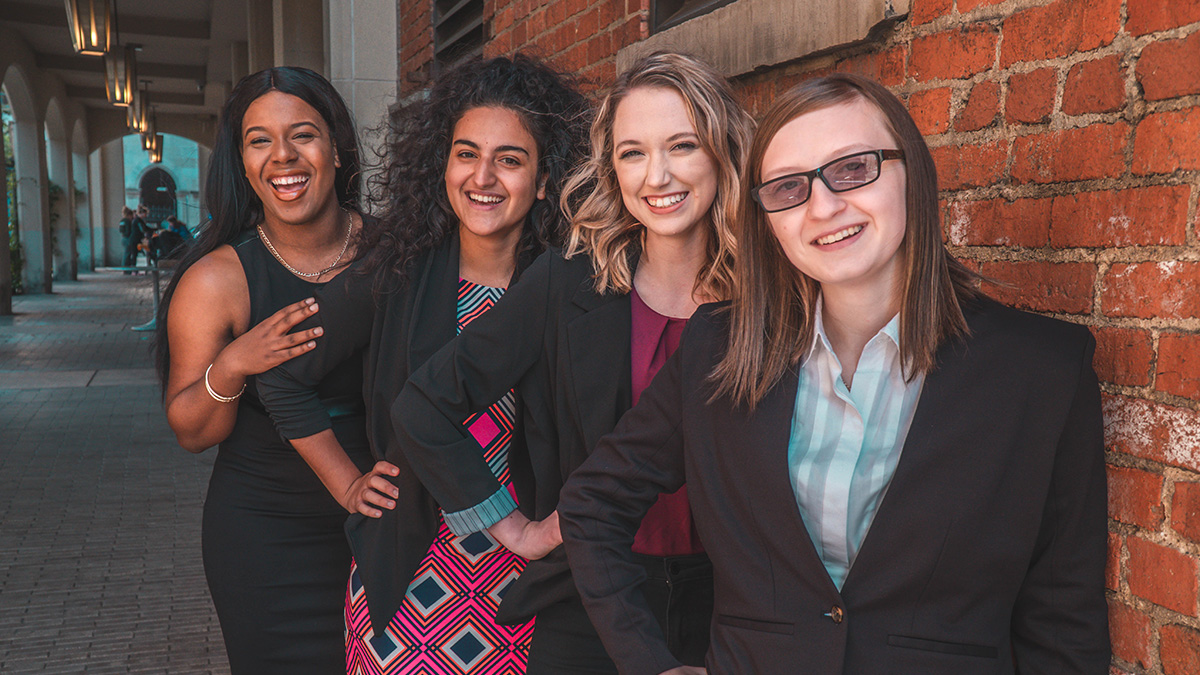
[257,208,352,279]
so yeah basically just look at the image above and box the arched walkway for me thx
[138,167,177,225]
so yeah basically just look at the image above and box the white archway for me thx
[3,64,51,293]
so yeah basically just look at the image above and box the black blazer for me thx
[559,298,1111,675]
[257,234,538,631]
[395,250,635,625]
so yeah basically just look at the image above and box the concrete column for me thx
[274,0,326,74]
[73,151,91,273]
[231,41,250,84]
[327,0,397,193]
[46,138,75,282]
[0,126,11,315]
[247,0,275,73]
[88,149,106,268]
[197,145,211,229]
[13,117,51,293]
[98,139,126,267]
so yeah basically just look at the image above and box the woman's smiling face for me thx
[241,90,340,226]
[760,97,908,300]
[611,86,718,245]
[444,106,543,246]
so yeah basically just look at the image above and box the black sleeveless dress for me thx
[202,229,372,673]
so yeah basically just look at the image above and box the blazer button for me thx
[827,605,844,624]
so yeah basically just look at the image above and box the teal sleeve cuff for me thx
[442,487,518,536]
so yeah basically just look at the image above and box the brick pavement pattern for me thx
[0,272,231,674]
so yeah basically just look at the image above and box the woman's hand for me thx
[340,461,402,517]
[208,297,323,388]
[660,668,706,675]
[488,509,562,560]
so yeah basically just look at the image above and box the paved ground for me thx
[0,272,230,674]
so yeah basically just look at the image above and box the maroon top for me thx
[629,287,705,556]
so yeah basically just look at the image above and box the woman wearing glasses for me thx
[559,74,1109,674]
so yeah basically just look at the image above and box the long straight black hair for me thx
[154,66,361,391]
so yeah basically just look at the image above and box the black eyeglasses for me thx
[751,149,905,213]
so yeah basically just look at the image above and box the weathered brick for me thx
[1001,0,1122,67]
[1005,67,1057,124]
[1101,262,1200,320]
[1108,601,1154,669]
[1049,185,1191,247]
[1104,394,1200,473]
[1011,122,1129,184]
[1126,536,1199,615]
[1173,481,1200,545]
[955,80,999,132]
[910,24,998,81]
[1108,465,1165,529]
[1138,32,1200,101]
[1127,0,1200,36]
[945,197,1051,246]
[957,0,1007,11]
[1161,624,1200,674]
[930,139,1007,190]
[1107,532,1122,591]
[977,261,1095,314]
[1157,333,1200,400]
[1062,55,1125,115]
[909,87,953,135]
[1133,108,1200,175]
[1091,326,1154,387]
[911,0,951,25]
[877,45,907,87]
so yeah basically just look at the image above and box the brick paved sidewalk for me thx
[0,272,230,674]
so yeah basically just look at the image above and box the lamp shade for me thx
[104,45,137,106]
[140,114,156,150]
[128,86,149,132]
[65,0,114,56]
[148,134,163,163]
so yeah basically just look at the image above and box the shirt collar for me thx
[801,294,901,366]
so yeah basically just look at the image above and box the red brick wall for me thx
[401,0,1200,670]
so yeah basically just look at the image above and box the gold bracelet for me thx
[204,364,246,403]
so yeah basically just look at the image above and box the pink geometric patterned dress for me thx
[345,279,534,674]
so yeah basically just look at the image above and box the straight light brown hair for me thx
[711,73,983,409]
[562,51,753,300]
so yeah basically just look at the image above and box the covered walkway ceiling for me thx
[2,0,249,139]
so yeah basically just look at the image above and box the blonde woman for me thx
[392,52,752,673]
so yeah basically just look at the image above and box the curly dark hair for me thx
[359,53,591,291]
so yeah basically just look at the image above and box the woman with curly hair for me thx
[256,55,590,673]
[390,51,753,673]
[156,67,371,673]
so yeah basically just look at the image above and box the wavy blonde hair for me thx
[562,51,752,299]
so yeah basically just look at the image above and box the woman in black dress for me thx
[155,67,379,673]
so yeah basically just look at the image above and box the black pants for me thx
[526,552,713,674]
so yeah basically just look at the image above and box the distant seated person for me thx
[150,217,190,262]
[166,216,194,241]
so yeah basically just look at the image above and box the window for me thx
[433,0,484,72]
[653,0,737,33]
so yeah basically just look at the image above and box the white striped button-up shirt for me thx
[788,301,924,590]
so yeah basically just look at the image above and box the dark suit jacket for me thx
[395,250,635,625]
[257,234,538,631]
[559,298,1111,675]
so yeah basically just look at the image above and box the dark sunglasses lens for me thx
[825,152,881,191]
[758,175,810,212]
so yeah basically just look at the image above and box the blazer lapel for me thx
[565,282,632,473]
[406,235,459,374]
[743,367,841,596]
[841,327,977,594]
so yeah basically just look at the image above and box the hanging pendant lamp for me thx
[104,44,137,106]
[148,134,163,163]
[65,0,115,56]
